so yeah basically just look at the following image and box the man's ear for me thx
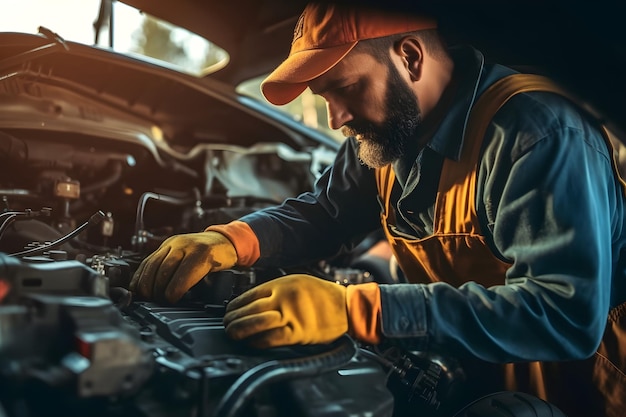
[393,36,423,81]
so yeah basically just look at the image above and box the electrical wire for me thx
[0,208,51,241]
[9,211,105,257]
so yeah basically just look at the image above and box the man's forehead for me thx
[308,51,381,94]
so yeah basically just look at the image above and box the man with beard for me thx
[130,2,626,415]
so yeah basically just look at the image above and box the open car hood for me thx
[0,29,338,156]
[119,0,309,86]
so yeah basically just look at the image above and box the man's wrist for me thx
[346,282,382,344]
[205,221,260,267]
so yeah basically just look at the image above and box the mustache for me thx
[341,121,377,138]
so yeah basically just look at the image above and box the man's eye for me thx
[337,83,357,95]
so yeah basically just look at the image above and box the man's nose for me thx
[326,100,353,130]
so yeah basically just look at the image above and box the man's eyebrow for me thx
[310,77,350,95]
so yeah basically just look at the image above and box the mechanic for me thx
[130,2,626,416]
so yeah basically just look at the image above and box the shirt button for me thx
[400,317,410,329]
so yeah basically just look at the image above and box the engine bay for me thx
[0,124,403,417]
[0,101,469,416]
[0,138,459,417]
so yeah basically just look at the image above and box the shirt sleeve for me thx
[238,137,382,267]
[380,93,623,363]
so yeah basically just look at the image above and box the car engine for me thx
[0,177,465,417]
[0,125,468,417]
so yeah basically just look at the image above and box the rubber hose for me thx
[212,334,358,417]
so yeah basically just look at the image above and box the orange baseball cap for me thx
[261,2,437,105]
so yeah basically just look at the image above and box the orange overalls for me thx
[375,74,626,417]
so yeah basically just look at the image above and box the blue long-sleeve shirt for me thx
[239,46,626,363]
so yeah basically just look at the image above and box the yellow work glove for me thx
[224,274,347,348]
[223,274,383,348]
[129,231,237,304]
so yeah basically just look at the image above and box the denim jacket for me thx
[240,46,626,366]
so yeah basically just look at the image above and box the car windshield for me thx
[0,0,229,77]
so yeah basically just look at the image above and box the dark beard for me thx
[342,62,421,169]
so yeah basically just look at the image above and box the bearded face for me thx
[341,61,422,169]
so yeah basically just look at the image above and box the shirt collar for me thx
[426,45,485,161]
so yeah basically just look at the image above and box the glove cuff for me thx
[346,282,382,345]
[205,221,260,267]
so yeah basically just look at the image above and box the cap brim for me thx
[261,42,357,105]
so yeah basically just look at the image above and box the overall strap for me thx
[434,74,572,234]
[466,73,626,190]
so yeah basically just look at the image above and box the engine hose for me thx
[211,334,358,417]
[132,190,200,252]
[9,211,105,257]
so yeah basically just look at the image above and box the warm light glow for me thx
[0,0,228,77]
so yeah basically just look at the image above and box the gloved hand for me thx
[129,231,237,304]
[223,274,349,348]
